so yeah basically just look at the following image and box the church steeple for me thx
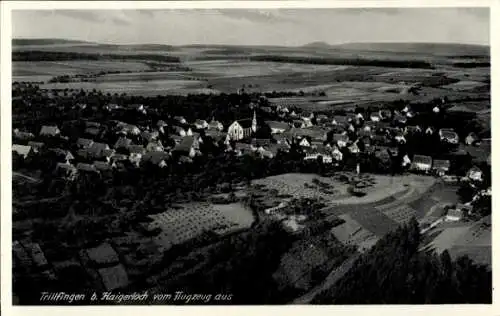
[251,110,257,132]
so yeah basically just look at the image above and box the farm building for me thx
[12,144,32,159]
[332,134,349,148]
[98,264,129,291]
[194,119,209,130]
[445,209,463,222]
[86,243,120,266]
[465,132,479,145]
[467,166,483,182]
[39,125,60,137]
[173,136,199,158]
[265,121,290,134]
[77,138,94,149]
[54,163,78,180]
[439,129,459,144]
[114,137,132,149]
[227,111,257,140]
[432,160,451,176]
[208,119,224,131]
[303,148,333,164]
[142,151,170,168]
[411,155,432,173]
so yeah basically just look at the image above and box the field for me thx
[12,40,490,104]
[146,202,254,250]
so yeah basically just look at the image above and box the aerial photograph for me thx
[11,7,491,305]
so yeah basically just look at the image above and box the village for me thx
[11,82,491,303]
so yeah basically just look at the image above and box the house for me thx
[48,148,75,163]
[77,138,94,149]
[425,127,435,135]
[393,114,407,125]
[54,163,77,180]
[445,209,463,222]
[357,129,373,138]
[404,125,422,135]
[310,140,324,148]
[273,133,290,146]
[433,105,440,113]
[370,112,381,122]
[87,142,111,159]
[298,137,311,148]
[300,111,314,120]
[13,129,35,141]
[331,146,343,161]
[208,119,224,131]
[465,132,479,146]
[432,159,451,176]
[467,166,483,182]
[265,121,290,134]
[129,145,146,156]
[227,111,257,140]
[146,140,164,152]
[173,136,199,158]
[356,112,364,121]
[316,114,329,124]
[292,120,307,128]
[173,126,187,137]
[439,129,459,144]
[401,154,412,167]
[363,121,377,131]
[169,135,183,146]
[142,151,170,168]
[114,137,132,149]
[251,138,272,151]
[348,142,360,154]
[101,149,116,162]
[93,161,115,172]
[85,121,101,128]
[371,135,390,146]
[141,131,159,143]
[332,115,349,127]
[194,119,209,130]
[379,109,392,120]
[303,148,333,163]
[174,116,187,124]
[411,155,433,173]
[117,123,141,136]
[332,134,349,148]
[85,127,101,138]
[394,132,406,144]
[12,144,32,159]
[372,147,391,162]
[128,104,145,113]
[76,163,100,174]
[233,142,253,156]
[39,125,60,137]
[157,120,168,133]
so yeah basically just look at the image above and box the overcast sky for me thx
[12,8,490,46]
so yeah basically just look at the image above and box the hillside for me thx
[333,42,490,57]
[12,38,94,46]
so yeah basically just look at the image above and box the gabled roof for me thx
[433,159,451,170]
[93,161,113,171]
[12,144,32,157]
[40,125,60,136]
[251,138,272,148]
[114,137,132,149]
[77,138,94,148]
[85,127,101,136]
[235,118,254,129]
[141,131,159,142]
[234,142,253,151]
[333,133,349,142]
[265,121,290,130]
[87,142,110,156]
[333,115,349,124]
[128,145,145,154]
[174,136,198,152]
[76,163,99,173]
[142,151,170,165]
[412,155,432,165]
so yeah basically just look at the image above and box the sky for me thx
[12,8,490,46]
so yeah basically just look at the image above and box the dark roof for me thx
[40,125,60,136]
[413,155,432,165]
[142,151,170,165]
[76,163,99,173]
[174,136,198,152]
[433,160,451,170]
[236,118,254,129]
[265,121,290,130]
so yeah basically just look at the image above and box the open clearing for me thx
[13,61,150,77]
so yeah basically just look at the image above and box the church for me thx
[227,111,257,140]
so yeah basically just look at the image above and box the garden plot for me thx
[148,202,254,249]
[347,206,399,237]
[252,173,347,202]
[331,214,379,251]
[380,204,417,225]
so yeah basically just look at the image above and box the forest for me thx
[312,219,492,304]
